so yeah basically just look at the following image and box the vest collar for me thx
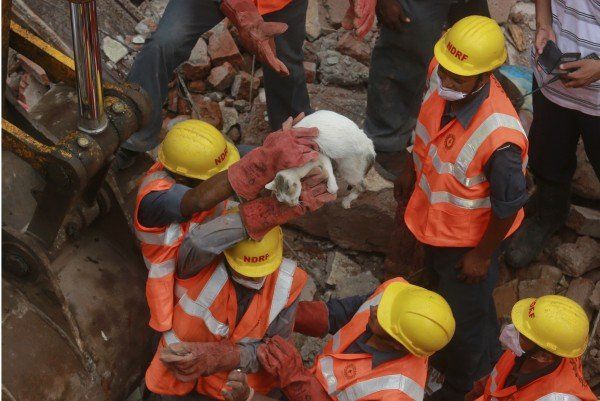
[442,81,491,129]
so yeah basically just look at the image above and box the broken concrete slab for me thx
[304,61,317,83]
[336,31,371,65]
[567,205,600,239]
[518,277,556,299]
[102,36,128,63]
[493,279,519,319]
[181,38,211,81]
[489,0,517,23]
[231,71,260,101]
[207,62,236,91]
[590,281,600,310]
[566,277,595,318]
[517,263,563,285]
[573,141,600,201]
[318,50,369,87]
[555,236,600,277]
[305,0,322,41]
[207,22,244,68]
[326,252,380,298]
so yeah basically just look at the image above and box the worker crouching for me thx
[466,295,596,401]
[395,16,529,400]
[222,279,456,401]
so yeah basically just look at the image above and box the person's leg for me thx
[118,0,224,167]
[446,0,490,25]
[577,110,600,180]
[365,0,451,171]
[505,82,578,268]
[262,0,311,130]
[426,246,500,401]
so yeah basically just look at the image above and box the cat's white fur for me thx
[265,110,376,209]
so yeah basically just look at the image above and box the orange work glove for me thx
[160,341,240,382]
[221,0,290,76]
[293,300,329,338]
[342,0,377,38]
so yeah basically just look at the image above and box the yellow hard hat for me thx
[377,282,456,357]
[512,295,589,358]
[224,226,283,278]
[434,15,507,76]
[158,119,240,180]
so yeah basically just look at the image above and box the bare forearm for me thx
[535,0,552,28]
[181,171,234,217]
[475,212,518,258]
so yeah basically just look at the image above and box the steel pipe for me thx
[68,0,107,134]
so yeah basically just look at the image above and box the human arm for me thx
[534,0,555,55]
[560,58,600,88]
[393,149,416,204]
[375,0,410,32]
[458,144,527,284]
[222,370,279,401]
[138,184,193,228]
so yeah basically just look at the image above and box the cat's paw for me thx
[341,197,353,209]
[326,181,338,194]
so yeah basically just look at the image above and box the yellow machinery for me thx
[2,1,157,399]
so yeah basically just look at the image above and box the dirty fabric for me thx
[364,0,489,152]
[123,0,310,153]
[138,184,190,228]
[425,244,503,401]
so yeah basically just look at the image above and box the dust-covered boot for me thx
[505,178,571,268]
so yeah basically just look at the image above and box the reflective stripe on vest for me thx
[535,394,582,401]
[422,66,440,104]
[330,292,384,352]
[268,259,296,325]
[163,329,181,346]
[336,374,424,401]
[419,175,491,209]
[141,170,171,189]
[136,223,183,246]
[489,367,498,393]
[320,356,338,394]
[415,113,525,188]
[177,263,230,337]
[145,256,176,279]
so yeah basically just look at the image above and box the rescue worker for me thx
[395,16,529,401]
[135,116,333,333]
[465,295,596,401]
[115,0,312,169]
[146,226,314,401]
[219,278,456,401]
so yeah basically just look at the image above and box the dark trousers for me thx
[123,0,311,152]
[365,0,489,152]
[529,82,600,184]
[425,245,502,401]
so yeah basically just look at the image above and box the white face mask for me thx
[437,82,469,101]
[499,324,525,357]
[231,274,266,290]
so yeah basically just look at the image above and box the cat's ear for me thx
[265,180,276,190]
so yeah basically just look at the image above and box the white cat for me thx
[265,110,376,209]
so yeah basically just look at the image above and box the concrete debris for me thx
[190,95,223,130]
[518,278,557,299]
[507,23,527,52]
[336,31,372,65]
[566,277,595,318]
[17,55,50,86]
[293,333,329,365]
[555,236,600,277]
[589,282,600,310]
[207,62,237,91]
[188,80,206,93]
[573,140,600,201]
[517,263,563,285]
[231,71,260,101]
[299,275,318,302]
[181,39,212,81]
[18,73,48,111]
[567,205,600,239]
[488,0,517,23]
[306,0,322,41]
[102,36,129,63]
[208,22,244,69]
[318,50,369,87]
[219,103,239,134]
[132,35,145,45]
[304,61,317,84]
[493,279,519,319]
[323,0,349,27]
[134,18,157,36]
[509,2,536,30]
[166,115,191,131]
[326,252,380,298]
[257,88,267,104]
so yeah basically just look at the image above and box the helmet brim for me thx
[434,35,506,77]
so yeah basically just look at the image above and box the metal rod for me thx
[68,0,107,134]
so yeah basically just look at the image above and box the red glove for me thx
[342,0,377,38]
[293,301,329,338]
[228,127,319,201]
[160,341,240,382]
[258,336,330,401]
[239,169,336,240]
[221,0,289,76]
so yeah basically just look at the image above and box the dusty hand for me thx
[342,0,377,38]
[299,168,337,212]
[375,0,410,31]
[258,336,305,387]
[560,59,600,88]
[222,370,252,401]
[160,341,240,381]
[457,249,491,284]
[535,25,556,55]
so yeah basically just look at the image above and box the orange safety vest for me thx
[134,162,228,332]
[255,0,291,16]
[145,258,308,398]
[405,61,529,248]
[476,350,596,401]
[314,278,428,401]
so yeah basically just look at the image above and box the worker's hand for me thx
[299,168,337,212]
[258,336,306,387]
[343,0,377,39]
[220,0,289,76]
[457,249,490,284]
[560,59,600,88]
[376,0,410,31]
[228,124,319,201]
[222,370,252,401]
[534,24,556,55]
[160,341,240,381]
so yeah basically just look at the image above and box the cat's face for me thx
[265,172,302,206]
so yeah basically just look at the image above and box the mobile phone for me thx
[554,52,581,74]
